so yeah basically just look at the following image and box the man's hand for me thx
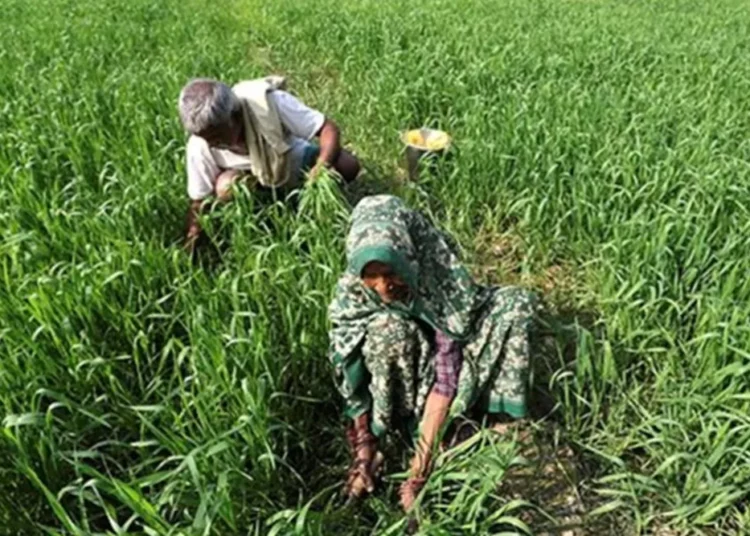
[306,162,325,182]
[313,118,361,183]
[184,229,199,255]
[306,161,338,183]
[184,199,203,255]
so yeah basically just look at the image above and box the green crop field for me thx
[2,0,750,533]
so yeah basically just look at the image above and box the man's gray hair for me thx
[178,78,240,135]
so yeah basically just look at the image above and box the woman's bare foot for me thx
[490,418,532,444]
[491,421,514,435]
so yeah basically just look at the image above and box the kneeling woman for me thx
[328,195,537,510]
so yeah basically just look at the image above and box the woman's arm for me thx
[402,331,462,509]
[409,390,452,476]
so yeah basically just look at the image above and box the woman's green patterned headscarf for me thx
[329,195,493,368]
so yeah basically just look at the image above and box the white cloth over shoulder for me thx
[186,84,325,200]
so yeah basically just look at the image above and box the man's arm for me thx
[313,118,361,182]
[316,118,342,169]
[271,91,361,182]
[184,136,220,253]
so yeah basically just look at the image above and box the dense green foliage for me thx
[2,0,749,533]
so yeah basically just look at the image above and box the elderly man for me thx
[178,76,360,249]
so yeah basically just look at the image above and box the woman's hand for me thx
[345,413,382,499]
[346,452,384,499]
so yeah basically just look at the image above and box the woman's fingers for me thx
[345,451,384,498]
[399,476,425,511]
[347,472,371,497]
[345,464,373,497]
[370,451,385,479]
[359,469,375,493]
[346,475,366,497]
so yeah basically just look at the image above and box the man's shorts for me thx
[300,143,320,175]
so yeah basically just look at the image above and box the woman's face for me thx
[361,261,410,304]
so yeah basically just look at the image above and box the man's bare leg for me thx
[332,149,361,182]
